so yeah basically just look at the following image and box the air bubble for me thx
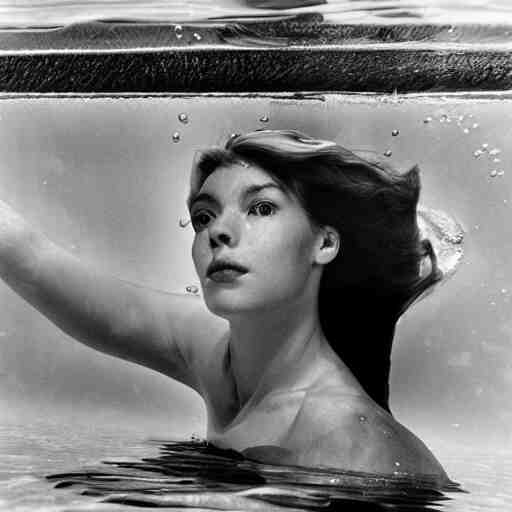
[186,285,199,294]
[482,143,489,150]
[329,478,340,484]
[193,32,202,41]
[490,170,498,177]
[423,116,432,124]
[179,218,191,228]
[394,461,401,467]
[359,415,367,423]
[229,133,240,141]
[497,171,505,176]
[259,115,269,123]
[175,24,183,32]
[489,148,501,156]
[178,113,189,124]
[172,132,181,143]
[176,33,183,40]
[391,129,399,136]
[463,128,470,134]
[473,150,483,158]
[472,123,479,129]
[384,150,392,157]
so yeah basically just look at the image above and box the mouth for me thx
[207,260,249,283]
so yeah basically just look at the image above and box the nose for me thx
[208,211,240,249]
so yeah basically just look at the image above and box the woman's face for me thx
[189,162,324,318]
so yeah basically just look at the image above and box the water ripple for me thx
[46,439,464,511]
[1,0,512,29]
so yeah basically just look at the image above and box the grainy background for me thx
[0,93,510,455]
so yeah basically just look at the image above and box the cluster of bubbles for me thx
[172,112,190,143]
[171,24,202,42]
[423,112,478,133]
[186,285,199,294]
[423,113,506,179]
[473,143,504,178]
[173,113,269,145]
[382,129,400,157]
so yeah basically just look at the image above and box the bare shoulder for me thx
[134,289,228,392]
[166,294,227,358]
[282,387,448,481]
[165,293,228,376]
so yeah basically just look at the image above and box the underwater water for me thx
[0,91,511,510]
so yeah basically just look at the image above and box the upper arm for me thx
[101,283,228,393]
[0,229,226,392]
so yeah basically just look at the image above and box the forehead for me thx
[199,162,277,192]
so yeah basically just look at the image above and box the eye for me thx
[249,202,276,217]
[191,210,213,231]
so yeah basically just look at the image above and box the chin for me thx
[203,289,267,318]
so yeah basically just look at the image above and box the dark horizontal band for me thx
[1,16,512,93]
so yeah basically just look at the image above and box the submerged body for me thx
[180,322,448,481]
[0,129,454,484]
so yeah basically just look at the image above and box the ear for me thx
[313,225,340,266]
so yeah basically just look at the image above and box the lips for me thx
[207,259,248,282]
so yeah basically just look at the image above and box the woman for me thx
[0,129,450,482]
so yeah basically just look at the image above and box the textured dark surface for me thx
[1,48,512,93]
[1,16,512,93]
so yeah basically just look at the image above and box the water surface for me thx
[1,0,512,29]
[0,419,484,511]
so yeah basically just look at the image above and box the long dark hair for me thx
[188,129,443,412]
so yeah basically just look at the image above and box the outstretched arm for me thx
[0,199,225,391]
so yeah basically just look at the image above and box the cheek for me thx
[254,225,314,279]
[191,234,208,272]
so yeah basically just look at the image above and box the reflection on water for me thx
[1,0,512,29]
[5,418,512,511]
[45,439,462,511]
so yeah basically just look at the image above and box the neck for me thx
[226,295,333,410]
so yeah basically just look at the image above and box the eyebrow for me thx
[187,182,287,211]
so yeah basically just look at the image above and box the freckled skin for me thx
[280,389,448,479]
[203,351,447,481]
[191,164,319,319]
[188,163,448,482]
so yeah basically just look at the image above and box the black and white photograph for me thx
[0,1,511,510]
